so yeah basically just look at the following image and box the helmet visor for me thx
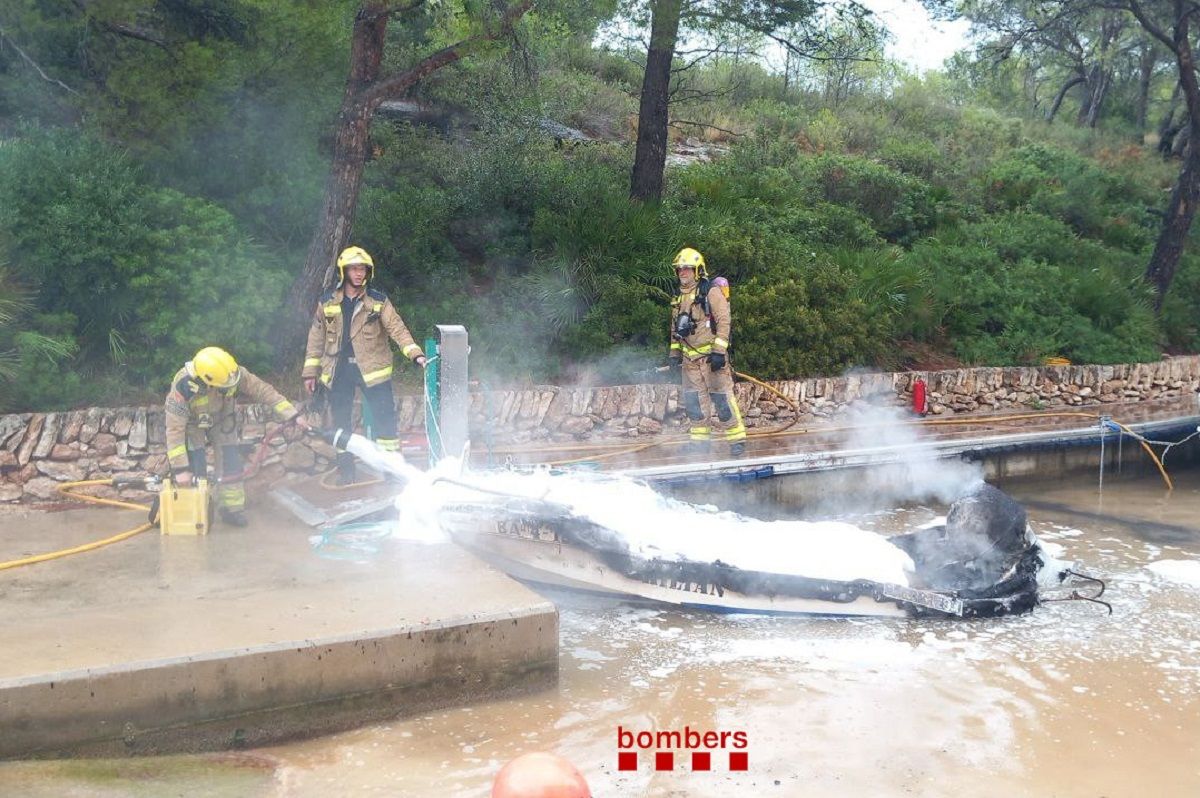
[215,367,242,390]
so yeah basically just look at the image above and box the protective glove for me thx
[708,352,726,372]
[667,356,682,376]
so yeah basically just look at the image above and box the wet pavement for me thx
[2,468,1197,796]
[0,500,556,758]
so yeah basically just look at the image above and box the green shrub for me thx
[792,154,940,244]
[735,259,884,378]
[906,217,1159,365]
[0,312,84,412]
[877,137,943,181]
[982,144,1160,251]
[0,128,287,399]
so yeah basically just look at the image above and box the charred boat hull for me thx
[438,484,1053,619]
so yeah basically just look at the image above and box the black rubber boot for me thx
[684,440,711,456]
[730,441,747,457]
[219,507,248,527]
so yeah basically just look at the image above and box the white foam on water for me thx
[425,467,915,585]
[1147,559,1200,588]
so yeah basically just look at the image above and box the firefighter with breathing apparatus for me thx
[667,247,747,456]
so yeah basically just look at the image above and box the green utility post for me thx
[422,326,469,466]
[424,336,440,466]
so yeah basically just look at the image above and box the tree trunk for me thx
[1077,66,1110,128]
[1157,81,1182,154]
[630,0,682,202]
[1145,16,1200,312]
[1083,71,1110,128]
[1171,120,1191,157]
[1136,44,1157,134]
[783,46,790,96]
[1047,74,1085,122]
[274,8,388,364]
[1146,142,1200,310]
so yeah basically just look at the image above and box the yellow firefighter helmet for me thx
[672,247,707,277]
[192,346,241,389]
[337,246,375,283]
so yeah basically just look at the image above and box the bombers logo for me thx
[617,725,749,772]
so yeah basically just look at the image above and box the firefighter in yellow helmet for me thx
[165,346,310,527]
[667,247,747,456]
[301,246,426,484]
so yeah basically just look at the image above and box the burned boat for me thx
[310,429,1074,618]
[436,480,1069,619]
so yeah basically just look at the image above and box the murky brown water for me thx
[2,469,1199,797]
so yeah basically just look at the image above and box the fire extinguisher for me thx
[912,377,928,417]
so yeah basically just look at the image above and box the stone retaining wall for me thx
[2,357,1198,503]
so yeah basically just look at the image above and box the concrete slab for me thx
[0,499,557,759]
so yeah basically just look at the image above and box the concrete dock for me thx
[0,499,557,759]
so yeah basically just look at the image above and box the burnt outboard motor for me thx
[890,483,1043,615]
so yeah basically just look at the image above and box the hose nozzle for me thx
[321,427,353,451]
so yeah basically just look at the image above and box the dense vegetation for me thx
[1,0,1197,412]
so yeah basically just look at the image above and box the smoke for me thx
[556,344,665,389]
[801,399,985,517]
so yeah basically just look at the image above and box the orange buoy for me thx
[491,752,591,798]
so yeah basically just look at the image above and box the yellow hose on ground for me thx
[0,480,154,572]
[735,370,802,433]
[317,468,385,491]
[545,441,666,467]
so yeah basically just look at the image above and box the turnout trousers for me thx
[329,361,399,478]
[183,426,246,512]
[681,357,746,444]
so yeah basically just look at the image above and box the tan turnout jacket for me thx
[301,286,423,388]
[164,364,298,471]
[669,281,731,360]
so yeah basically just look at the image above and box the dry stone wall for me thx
[2,357,1198,503]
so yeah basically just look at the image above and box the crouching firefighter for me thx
[165,346,310,527]
[302,246,427,485]
[667,247,747,457]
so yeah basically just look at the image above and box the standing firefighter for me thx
[302,246,426,484]
[667,247,747,457]
[165,346,309,527]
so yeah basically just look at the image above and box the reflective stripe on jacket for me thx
[301,286,423,388]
